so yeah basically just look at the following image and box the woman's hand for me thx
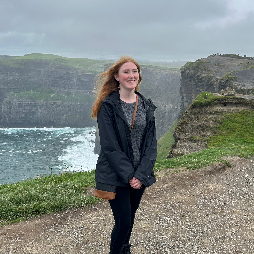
[129,177,142,189]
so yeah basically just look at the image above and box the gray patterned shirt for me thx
[120,95,146,168]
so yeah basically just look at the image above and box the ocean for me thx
[0,127,98,185]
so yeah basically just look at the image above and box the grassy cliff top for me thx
[0,53,114,74]
[0,53,184,74]
[156,91,254,167]
[180,54,254,79]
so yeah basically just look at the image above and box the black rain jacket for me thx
[95,90,157,188]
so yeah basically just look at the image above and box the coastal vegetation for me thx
[191,91,218,107]
[0,53,182,73]
[155,109,254,170]
[1,97,254,225]
[0,53,113,74]
[157,120,177,160]
[191,91,254,108]
[221,72,238,82]
[0,171,98,225]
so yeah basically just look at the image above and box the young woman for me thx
[92,56,157,254]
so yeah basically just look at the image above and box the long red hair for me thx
[91,56,142,118]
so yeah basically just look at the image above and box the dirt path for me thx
[1,156,254,254]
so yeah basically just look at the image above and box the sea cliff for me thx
[169,91,254,158]
[180,54,254,114]
[0,54,182,139]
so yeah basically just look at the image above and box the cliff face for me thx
[180,54,254,114]
[0,60,96,94]
[139,66,181,138]
[0,55,181,136]
[2,99,92,128]
[169,92,254,158]
[0,56,97,127]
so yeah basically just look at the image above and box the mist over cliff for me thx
[139,66,181,138]
[0,54,106,128]
[0,54,182,139]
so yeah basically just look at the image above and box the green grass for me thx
[221,72,237,82]
[247,65,254,70]
[1,108,254,225]
[157,120,178,160]
[0,171,98,225]
[0,53,113,74]
[181,60,208,71]
[1,53,183,73]
[191,91,250,108]
[191,92,218,107]
[208,110,254,149]
[155,110,254,172]
[155,145,253,172]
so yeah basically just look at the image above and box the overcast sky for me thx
[1,0,254,62]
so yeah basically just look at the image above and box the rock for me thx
[180,54,254,114]
[169,93,254,157]
[168,54,254,158]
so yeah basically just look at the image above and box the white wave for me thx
[0,127,75,135]
[58,128,98,172]
[0,127,98,185]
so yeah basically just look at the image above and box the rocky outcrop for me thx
[168,91,254,158]
[180,54,254,114]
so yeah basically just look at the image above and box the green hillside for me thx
[157,120,177,160]
[1,53,183,73]
[0,53,114,74]
[155,109,254,171]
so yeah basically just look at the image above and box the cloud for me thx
[1,0,254,61]
[194,0,254,29]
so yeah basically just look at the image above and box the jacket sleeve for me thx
[134,116,157,187]
[97,103,135,184]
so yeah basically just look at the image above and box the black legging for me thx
[109,185,146,254]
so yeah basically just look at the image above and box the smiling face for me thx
[115,62,139,92]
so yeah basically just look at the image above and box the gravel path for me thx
[0,156,254,254]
